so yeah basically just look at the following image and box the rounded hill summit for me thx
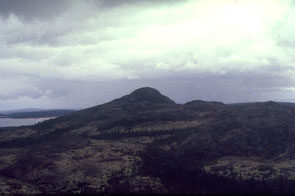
[117,87,175,105]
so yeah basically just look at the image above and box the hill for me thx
[0,108,46,115]
[0,87,295,194]
[3,109,75,119]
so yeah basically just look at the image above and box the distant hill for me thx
[1,87,295,194]
[0,108,46,115]
[0,109,76,119]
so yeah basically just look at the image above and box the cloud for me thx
[0,0,67,20]
[0,0,295,109]
[0,77,42,100]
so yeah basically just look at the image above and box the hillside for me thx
[1,87,295,194]
[3,109,75,119]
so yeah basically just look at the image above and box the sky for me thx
[0,0,295,110]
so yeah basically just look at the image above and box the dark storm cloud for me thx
[0,0,181,20]
[0,0,68,20]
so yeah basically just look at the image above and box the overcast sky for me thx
[0,0,295,110]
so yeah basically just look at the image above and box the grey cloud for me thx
[0,0,68,21]
[0,0,181,21]
[0,80,43,100]
[0,91,42,100]
[278,40,295,49]
[96,0,182,8]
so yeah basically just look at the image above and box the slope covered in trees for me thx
[1,87,295,194]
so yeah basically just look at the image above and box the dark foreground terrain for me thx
[1,87,295,195]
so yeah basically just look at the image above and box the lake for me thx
[0,117,54,127]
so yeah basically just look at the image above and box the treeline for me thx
[0,128,69,148]
[6,110,74,119]
[139,143,295,194]
[89,129,175,140]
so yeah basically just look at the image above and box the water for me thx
[0,117,54,127]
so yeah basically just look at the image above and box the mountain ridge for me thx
[1,87,295,194]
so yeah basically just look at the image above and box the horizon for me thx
[1,0,295,110]
[1,86,295,111]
